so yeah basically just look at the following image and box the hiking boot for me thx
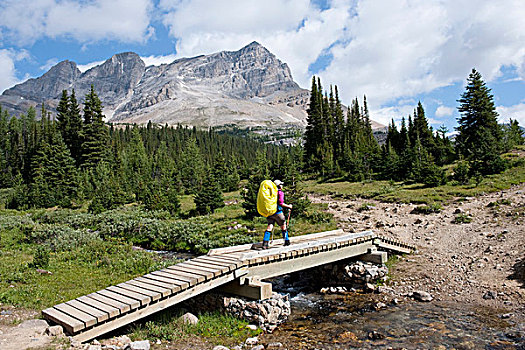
[262,241,270,249]
[284,239,291,246]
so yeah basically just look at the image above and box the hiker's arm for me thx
[282,202,293,210]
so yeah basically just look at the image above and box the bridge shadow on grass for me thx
[509,258,525,288]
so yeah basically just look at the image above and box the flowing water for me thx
[261,291,525,349]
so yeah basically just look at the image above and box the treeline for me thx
[0,86,293,214]
[304,70,524,185]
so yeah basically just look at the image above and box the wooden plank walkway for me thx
[42,230,415,342]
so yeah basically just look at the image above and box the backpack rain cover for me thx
[257,180,278,217]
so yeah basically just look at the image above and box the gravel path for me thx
[309,182,525,324]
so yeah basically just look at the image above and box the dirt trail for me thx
[309,182,525,323]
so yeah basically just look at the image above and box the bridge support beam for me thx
[359,248,388,264]
[246,241,374,280]
[219,277,273,300]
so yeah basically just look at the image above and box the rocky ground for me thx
[310,182,525,324]
[1,183,523,349]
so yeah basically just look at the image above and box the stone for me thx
[128,340,150,350]
[212,346,230,350]
[179,312,199,325]
[246,324,258,331]
[267,342,283,349]
[17,319,49,335]
[251,346,265,350]
[46,325,63,336]
[412,290,433,302]
[483,291,496,300]
[87,345,101,350]
[245,337,258,346]
[368,331,386,340]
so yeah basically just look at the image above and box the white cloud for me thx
[159,0,351,87]
[77,60,106,73]
[320,0,525,110]
[0,49,29,93]
[0,0,154,44]
[497,103,525,127]
[158,0,525,124]
[141,54,178,67]
[370,104,415,127]
[435,106,454,118]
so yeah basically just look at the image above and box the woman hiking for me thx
[262,180,292,249]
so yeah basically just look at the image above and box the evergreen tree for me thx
[81,85,109,168]
[456,69,503,160]
[68,89,83,164]
[503,118,524,151]
[29,127,78,207]
[178,137,206,194]
[304,76,323,170]
[194,170,224,215]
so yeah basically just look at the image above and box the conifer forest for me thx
[0,69,523,214]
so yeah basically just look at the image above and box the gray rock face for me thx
[1,42,309,129]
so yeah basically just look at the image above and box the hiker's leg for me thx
[263,220,274,249]
[280,224,289,240]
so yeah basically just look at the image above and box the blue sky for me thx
[1,0,524,132]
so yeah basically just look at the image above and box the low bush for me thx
[411,203,443,214]
[453,213,472,224]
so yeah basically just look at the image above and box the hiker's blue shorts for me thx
[267,211,286,226]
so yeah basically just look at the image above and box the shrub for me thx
[453,213,472,224]
[453,161,471,185]
[31,246,50,268]
[305,210,333,224]
[411,203,443,214]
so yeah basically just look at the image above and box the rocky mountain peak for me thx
[1,43,310,128]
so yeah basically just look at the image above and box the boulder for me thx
[179,312,199,325]
[412,290,433,302]
[127,340,150,350]
[46,325,63,336]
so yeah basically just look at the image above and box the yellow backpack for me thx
[257,180,278,217]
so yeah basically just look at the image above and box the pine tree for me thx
[29,127,78,207]
[194,171,224,215]
[178,137,205,194]
[456,69,503,159]
[81,85,109,168]
[68,89,83,164]
[503,119,524,151]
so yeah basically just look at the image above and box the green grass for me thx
[0,189,336,310]
[304,158,525,205]
[130,310,260,346]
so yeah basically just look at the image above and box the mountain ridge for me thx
[1,42,384,130]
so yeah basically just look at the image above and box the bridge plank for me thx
[66,299,109,323]
[97,290,140,310]
[42,307,84,334]
[88,292,132,313]
[178,262,221,277]
[76,296,120,318]
[127,280,171,298]
[160,268,201,285]
[194,256,240,270]
[148,272,190,288]
[106,286,151,306]
[117,282,162,301]
[151,271,192,288]
[208,255,243,265]
[135,276,181,293]
[165,266,208,282]
[141,274,184,292]
[183,261,227,274]
[54,303,97,328]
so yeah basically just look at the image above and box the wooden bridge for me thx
[42,230,415,343]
